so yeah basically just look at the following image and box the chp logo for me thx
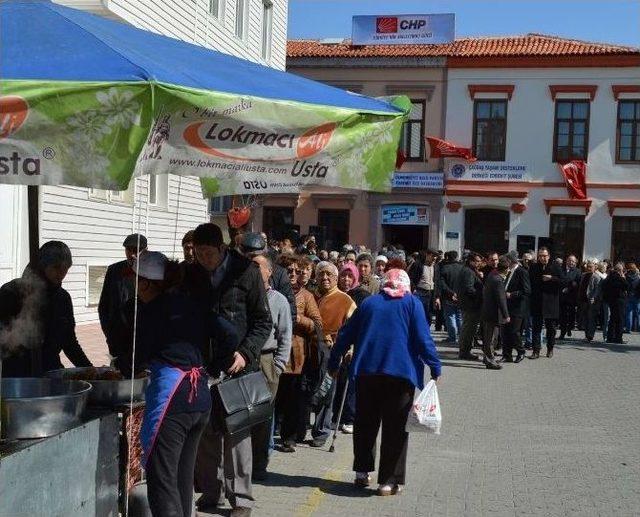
[450,163,467,179]
[0,95,29,139]
[376,16,398,33]
[183,120,336,163]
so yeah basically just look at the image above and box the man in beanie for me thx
[186,223,272,516]
[98,233,147,365]
[502,251,530,363]
[0,241,92,376]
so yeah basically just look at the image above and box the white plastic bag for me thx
[405,380,441,434]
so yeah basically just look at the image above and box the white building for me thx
[1,0,288,323]
[441,34,640,262]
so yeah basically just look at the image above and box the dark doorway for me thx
[382,225,429,254]
[549,214,585,261]
[464,208,509,254]
[263,206,294,240]
[318,209,350,251]
[611,216,640,263]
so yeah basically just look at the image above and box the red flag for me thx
[559,160,587,199]
[395,148,406,169]
[426,137,477,161]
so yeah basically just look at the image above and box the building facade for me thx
[0,0,288,323]
[267,40,448,252]
[441,35,640,262]
[281,34,640,259]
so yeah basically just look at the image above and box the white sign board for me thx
[352,14,455,45]
[447,161,529,182]
[392,172,444,189]
[381,205,430,226]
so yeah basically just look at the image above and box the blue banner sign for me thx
[381,205,430,226]
[352,14,455,45]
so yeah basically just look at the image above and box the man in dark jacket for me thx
[437,251,464,344]
[189,224,272,517]
[482,251,499,282]
[456,252,484,360]
[601,263,628,344]
[98,233,147,363]
[528,247,566,359]
[559,255,581,339]
[502,251,531,363]
[0,241,92,377]
[481,256,511,370]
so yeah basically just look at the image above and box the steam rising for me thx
[0,267,46,358]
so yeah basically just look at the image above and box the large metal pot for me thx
[46,367,149,407]
[1,378,91,439]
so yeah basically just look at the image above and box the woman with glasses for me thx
[275,255,324,452]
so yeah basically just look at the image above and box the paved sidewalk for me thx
[243,331,639,517]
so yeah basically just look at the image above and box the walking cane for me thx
[329,376,350,453]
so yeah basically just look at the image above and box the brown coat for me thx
[286,287,323,374]
[316,287,356,341]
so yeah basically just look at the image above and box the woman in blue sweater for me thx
[329,268,441,496]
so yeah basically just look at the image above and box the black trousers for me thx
[147,411,210,517]
[559,301,577,336]
[353,375,414,485]
[532,316,557,352]
[607,298,625,343]
[481,323,498,362]
[277,373,310,444]
[502,316,525,357]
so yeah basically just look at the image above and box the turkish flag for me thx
[559,160,587,199]
[395,149,406,169]
[426,137,477,161]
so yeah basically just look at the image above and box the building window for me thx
[616,100,640,162]
[261,0,273,60]
[472,100,507,161]
[148,175,168,208]
[611,216,640,262]
[87,265,108,307]
[89,182,133,204]
[401,100,425,161]
[262,206,294,239]
[553,100,590,162]
[549,214,585,261]
[209,0,222,18]
[318,209,350,251]
[235,0,246,39]
[209,195,234,214]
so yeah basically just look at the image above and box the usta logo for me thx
[0,96,29,139]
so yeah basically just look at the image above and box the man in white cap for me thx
[374,255,388,283]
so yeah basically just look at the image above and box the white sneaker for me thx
[354,472,371,487]
[340,424,354,434]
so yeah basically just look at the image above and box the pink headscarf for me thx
[339,263,360,289]
[382,268,411,298]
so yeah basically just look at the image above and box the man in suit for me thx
[502,251,531,363]
[456,252,484,361]
[528,247,566,359]
[480,255,511,370]
[559,255,581,339]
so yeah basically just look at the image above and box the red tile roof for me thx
[287,34,640,59]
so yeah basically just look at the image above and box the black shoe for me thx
[501,355,514,363]
[546,349,554,358]
[458,353,480,361]
[279,441,296,453]
[231,507,252,517]
[252,470,268,482]
[310,439,326,448]
[514,352,525,363]
[484,360,502,370]
[196,494,225,512]
[529,351,540,360]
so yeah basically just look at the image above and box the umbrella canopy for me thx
[0,0,409,195]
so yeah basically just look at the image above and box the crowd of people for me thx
[3,223,638,517]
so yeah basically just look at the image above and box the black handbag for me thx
[213,371,273,436]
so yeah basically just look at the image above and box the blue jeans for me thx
[443,302,462,342]
[625,297,640,332]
